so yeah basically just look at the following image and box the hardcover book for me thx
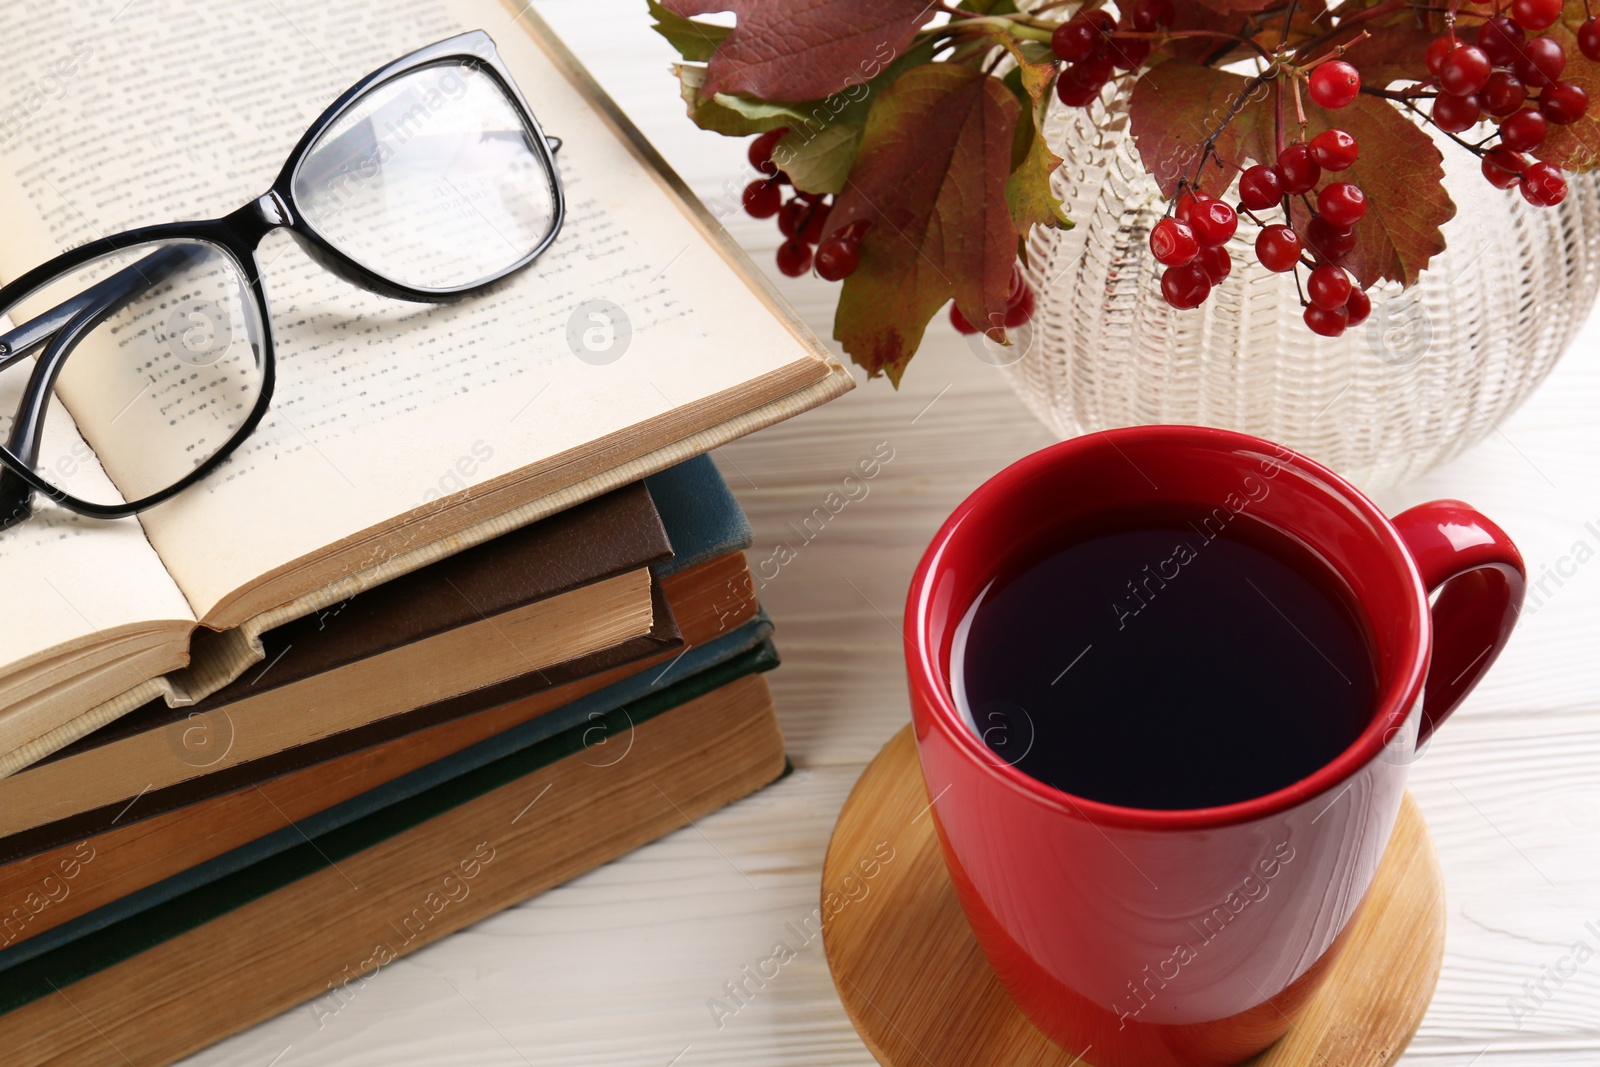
[0,0,850,773]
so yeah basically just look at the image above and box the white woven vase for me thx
[992,80,1600,490]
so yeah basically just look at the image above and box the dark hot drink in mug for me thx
[905,426,1524,1067]
[952,503,1377,810]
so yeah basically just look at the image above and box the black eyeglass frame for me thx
[0,29,564,529]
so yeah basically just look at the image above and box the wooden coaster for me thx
[823,727,1445,1067]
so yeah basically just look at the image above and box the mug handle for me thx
[1390,500,1527,743]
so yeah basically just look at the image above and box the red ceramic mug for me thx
[904,426,1524,1067]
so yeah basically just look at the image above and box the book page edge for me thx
[0,364,848,778]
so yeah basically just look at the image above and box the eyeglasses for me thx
[0,30,564,530]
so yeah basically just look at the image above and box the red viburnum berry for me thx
[1051,17,1099,63]
[742,179,782,219]
[775,238,812,277]
[1500,107,1549,152]
[1056,74,1102,108]
[1307,264,1353,310]
[1317,182,1368,229]
[1160,262,1212,309]
[1478,17,1527,66]
[1189,199,1238,247]
[1511,0,1562,33]
[1481,146,1531,190]
[749,128,788,177]
[1309,60,1361,109]
[1426,35,1459,76]
[1439,45,1493,96]
[1432,92,1482,133]
[1514,36,1565,88]
[1540,82,1589,126]
[1305,215,1357,261]
[1238,165,1284,211]
[1310,128,1359,170]
[1197,245,1231,285]
[1521,161,1568,207]
[1005,283,1036,328]
[1304,304,1349,337]
[1482,71,1527,117]
[1151,217,1200,266]
[1345,287,1372,328]
[1256,225,1303,272]
[1276,143,1321,195]
[814,233,860,281]
[1580,19,1600,62]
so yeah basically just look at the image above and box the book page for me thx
[0,339,194,694]
[0,0,831,624]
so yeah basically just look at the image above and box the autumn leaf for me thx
[662,0,935,103]
[1540,5,1600,170]
[647,0,729,62]
[1007,106,1071,239]
[823,64,1020,384]
[774,122,862,194]
[1291,94,1455,289]
[1128,59,1275,198]
[673,64,801,135]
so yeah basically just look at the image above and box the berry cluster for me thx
[1047,1,1594,337]
[1232,115,1374,337]
[740,128,865,281]
[1428,5,1588,207]
[740,126,1035,333]
[1051,0,1173,107]
[1153,63,1374,338]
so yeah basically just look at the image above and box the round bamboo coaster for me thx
[822,726,1444,1067]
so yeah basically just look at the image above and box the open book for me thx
[0,0,851,773]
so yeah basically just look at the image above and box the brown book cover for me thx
[0,552,756,942]
[0,672,785,1067]
[0,481,674,846]
[57,479,673,750]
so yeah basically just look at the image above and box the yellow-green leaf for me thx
[774,123,863,195]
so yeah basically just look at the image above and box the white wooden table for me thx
[190,4,1600,1064]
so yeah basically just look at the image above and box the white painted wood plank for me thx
[180,2,1600,1064]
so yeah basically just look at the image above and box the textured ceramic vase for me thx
[989,81,1600,490]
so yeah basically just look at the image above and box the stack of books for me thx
[0,2,849,1064]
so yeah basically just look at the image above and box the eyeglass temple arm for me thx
[0,245,202,371]
[0,244,205,526]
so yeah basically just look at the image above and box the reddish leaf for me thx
[1165,5,1257,65]
[1128,59,1275,198]
[1540,8,1600,171]
[823,64,1020,383]
[1290,94,1455,289]
[1333,20,1437,92]
[663,0,934,103]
